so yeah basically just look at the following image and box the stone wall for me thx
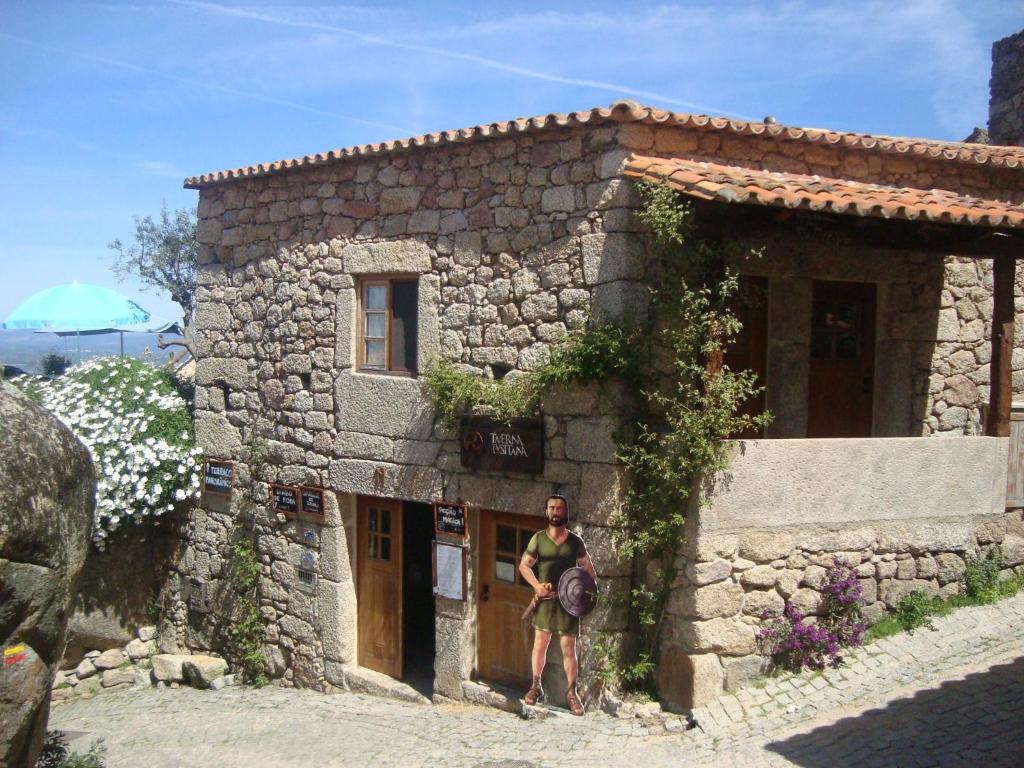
[658,436,1016,709]
[659,507,1024,709]
[990,30,1024,147]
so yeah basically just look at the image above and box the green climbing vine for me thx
[224,433,269,686]
[422,181,770,694]
[600,182,771,691]
[423,321,642,430]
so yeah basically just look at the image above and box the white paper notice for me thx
[434,542,464,601]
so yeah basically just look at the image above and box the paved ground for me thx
[51,592,1024,767]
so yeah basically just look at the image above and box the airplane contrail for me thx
[166,0,754,119]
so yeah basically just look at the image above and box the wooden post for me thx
[986,254,1017,437]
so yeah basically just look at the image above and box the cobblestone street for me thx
[50,592,1024,768]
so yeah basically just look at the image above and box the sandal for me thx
[567,686,585,716]
[524,677,544,706]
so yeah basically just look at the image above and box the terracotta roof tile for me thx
[183,101,1024,188]
[623,155,1024,230]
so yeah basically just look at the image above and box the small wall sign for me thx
[271,484,299,516]
[434,501,468,540]
[459,416,545,475]
[299,486,325,522]
[203,460,234,497]
[188,578,208,614]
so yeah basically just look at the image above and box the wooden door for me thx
[477,510,543,688]
[357,496,403,678]
[807,281,876,437]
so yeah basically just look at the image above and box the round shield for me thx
[558,567,599,618]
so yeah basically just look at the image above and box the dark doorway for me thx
[807,280,876,437]
[401,501,435,697]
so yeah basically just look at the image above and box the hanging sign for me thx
[459,416,545,475]
[299,486,325,522]
[433,501,468,540]
[271,484,299,516]
[203,460,234,497]
[433,541,467,601]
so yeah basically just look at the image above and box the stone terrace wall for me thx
[990,30,1024,147]
[658,436,1018,709]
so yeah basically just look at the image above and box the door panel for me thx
[477,510,543,688]
[357,496,403,678]
[807,281,876,438]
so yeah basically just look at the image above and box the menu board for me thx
[433,541,467,601]
[433,502,468,540]
[271,484,299,515]
[203,461,234,497]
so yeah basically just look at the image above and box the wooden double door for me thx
[477,510,544,688]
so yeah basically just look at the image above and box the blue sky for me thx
[1,1,1022,324]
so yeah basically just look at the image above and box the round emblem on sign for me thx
[300,550,317,570]
[462,431,485,455]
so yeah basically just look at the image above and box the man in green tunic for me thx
[518,494,597,715]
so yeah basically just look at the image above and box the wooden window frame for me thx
[356,276,418,375]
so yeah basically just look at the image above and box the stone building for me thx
[991,29,1024,146]
[173,99,1024,710]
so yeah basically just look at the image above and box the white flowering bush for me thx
[15,356,203,545]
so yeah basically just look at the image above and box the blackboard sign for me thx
[299,486,325,521]
[203,461,234,497]
[271,484,299,516]
[434,501,468,540]
[459,416,545,475]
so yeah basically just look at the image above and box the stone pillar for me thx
[986,255,1016,437]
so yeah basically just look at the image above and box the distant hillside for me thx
[0,330,180,374]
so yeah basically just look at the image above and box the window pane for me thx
[381,509,391,534]
[380,536,391,561]
[519,529,533,556]
[365,340,385,367]
[391,281,418,371]
[368,535,377,559]
[368,508,377,532]
[366,284,387,310]
[496,524,516,554]
[365,312,385,338]
[495,555,516,583]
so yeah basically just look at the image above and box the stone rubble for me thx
[51,626,233,702]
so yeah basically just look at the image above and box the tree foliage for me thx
[108,205,198,360]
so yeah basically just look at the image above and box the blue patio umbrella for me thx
[2,281,153,360]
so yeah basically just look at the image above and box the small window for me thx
[358,278,418,373]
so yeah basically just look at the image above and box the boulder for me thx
[151,654,189,683]
[74,658,97,680]
[183,655,229,689]
[100,668,136,688]
[0,384,94,768]
[93,648,126,670]
[126,638,157,660]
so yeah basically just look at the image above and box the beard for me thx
[548,515,567,527]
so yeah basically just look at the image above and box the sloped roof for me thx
[184,101,1024,189]
[623,155,1024,230]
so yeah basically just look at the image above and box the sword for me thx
[521,583,553,621]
